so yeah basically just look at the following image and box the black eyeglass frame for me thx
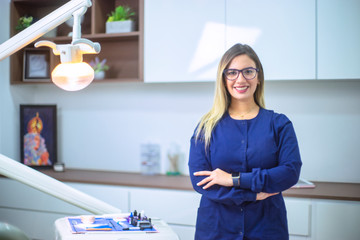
[223,67,259,81]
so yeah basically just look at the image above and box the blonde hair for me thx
[195,44,265,147]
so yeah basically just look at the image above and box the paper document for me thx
[291,178,316,189]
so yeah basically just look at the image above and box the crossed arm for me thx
[194,168,278,201]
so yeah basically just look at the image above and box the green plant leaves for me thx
[107,6,135,22]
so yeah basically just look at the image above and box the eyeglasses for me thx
[223,67,259,81]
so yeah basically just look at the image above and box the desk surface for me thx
[37,169,360,202]
[55,216,179,240]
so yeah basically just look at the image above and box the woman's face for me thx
[225,54,259,103]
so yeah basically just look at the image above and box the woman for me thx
[188,43,302,240]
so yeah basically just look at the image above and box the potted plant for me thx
[15,16,33,32]
[106,5,135,34]
[16,15,57,37]
[90,57,109,80]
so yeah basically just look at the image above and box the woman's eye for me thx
[244,69,254,75]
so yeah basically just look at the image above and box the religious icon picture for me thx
[20,105,57,168]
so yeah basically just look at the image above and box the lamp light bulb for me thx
[51,62,94,91]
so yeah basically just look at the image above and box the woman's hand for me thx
[194,168,233,189]
[256,192,279,200]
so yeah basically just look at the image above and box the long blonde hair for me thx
[195,44,265,147]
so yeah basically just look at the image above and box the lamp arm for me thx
[0,153,122,215]
[72,7,88,41]
[0,0,92,61]
[34,41,60,55]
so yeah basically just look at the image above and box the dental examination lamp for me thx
[0,0,100,91]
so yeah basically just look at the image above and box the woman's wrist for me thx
[232,172,241,188]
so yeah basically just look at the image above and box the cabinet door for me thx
[317,0,360,80]
[284,197,311,237]
[144,0,225,82]
[312,199,360,240]
[226,0,316,80]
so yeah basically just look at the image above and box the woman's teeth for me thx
[235,86,248,91]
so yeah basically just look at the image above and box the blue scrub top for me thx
[188,108,302,240]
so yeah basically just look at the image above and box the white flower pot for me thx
[94,71,105,80]
[106,20,134,34]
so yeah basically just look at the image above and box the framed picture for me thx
[23,48,51,82]
[20,105,57,168]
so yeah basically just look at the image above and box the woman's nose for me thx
[235,72,246,82]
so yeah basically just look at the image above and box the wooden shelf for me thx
[49,32,141,43]
[2,168,359,201]
[19,168,360,202]
[92,78,142,83]
[9,0,144,85]
[10,78,142,85]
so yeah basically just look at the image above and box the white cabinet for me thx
[285,197,360,240]
[285,198,312,237]
[312,199,360,240]
[317,0,360,80]
[144,0,226,82]
[145,0,316,82]
[226,0,316,81]
[145,0,360,82]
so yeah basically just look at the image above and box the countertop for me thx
[33,169,360,202]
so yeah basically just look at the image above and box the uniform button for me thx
[240,208,243,211]
[241,140,245,144]
[240,231,243,235]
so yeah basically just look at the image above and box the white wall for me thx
[30,81,214,174]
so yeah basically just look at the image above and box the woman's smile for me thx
[234,85,249,93]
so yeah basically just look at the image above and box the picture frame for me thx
[20,105,57,168]
[23,48,51,82]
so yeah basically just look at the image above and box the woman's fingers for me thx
[256,192,279,200]
[195,168,232,189]
[196,176,212,187]
[194,171,212,176]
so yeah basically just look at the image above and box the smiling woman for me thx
[188,43,302,240]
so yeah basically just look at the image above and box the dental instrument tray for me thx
[67,211,157,233]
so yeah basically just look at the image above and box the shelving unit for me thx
[9,0,144,85]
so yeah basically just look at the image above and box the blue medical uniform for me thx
[188,108,302,240]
